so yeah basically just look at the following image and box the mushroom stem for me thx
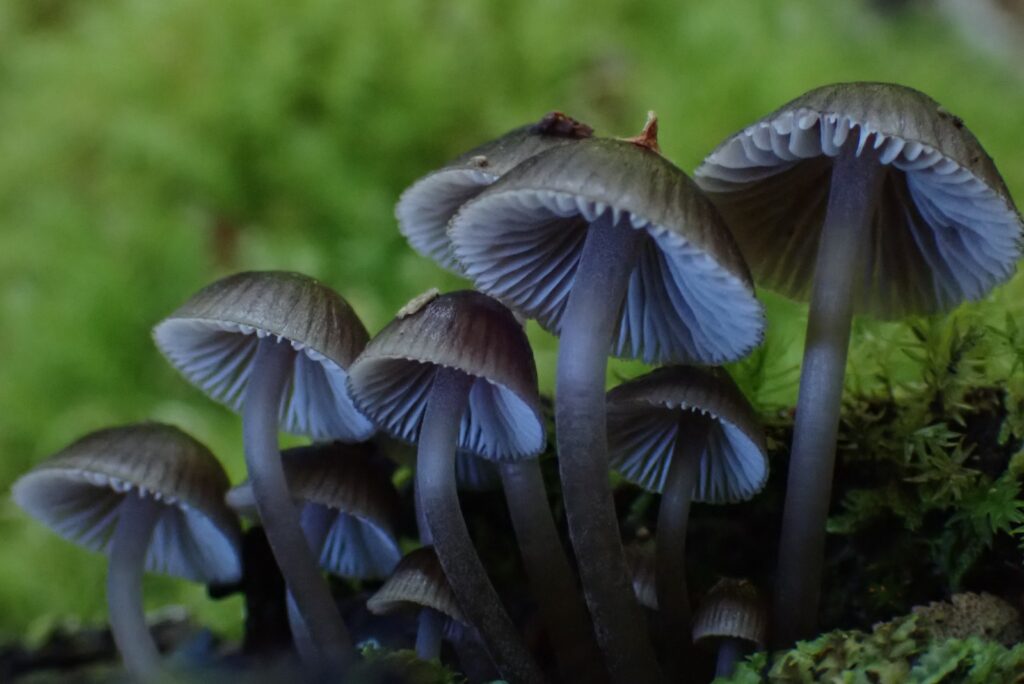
[773,144,885,646]
[499,460,608,684]
[244,337,353,667]
[555,212,664,683]
[417,367,543,683]
[286,504,337,665]
[107,491,162,682]
[714,638,746,679]
[416,608,445,660]
[655,413,712,675]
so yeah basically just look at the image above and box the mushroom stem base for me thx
[556,212,664,683]
[773,144,886,646]
[107,491,162,682]
[286,504,337,665]
[416,608,445,660]
[418,367,543,683]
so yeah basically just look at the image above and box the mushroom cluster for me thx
[9,88,1021,683]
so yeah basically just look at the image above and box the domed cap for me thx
[607,366,767,503]
[696,82,1024,318]
[227,442,402,579]
[449,123,765,365]
[692,578,767,648]
[347,290,545,461]
[625,545,658,610]
[397,112,594,272]
[153,271,375,441]
[12,423,242,584]
[367,546,466,624]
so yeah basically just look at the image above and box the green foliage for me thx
[724,612,1024,684]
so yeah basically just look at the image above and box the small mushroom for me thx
[154,271,374,666]
[607,365,767,674]
[450,114,764,684]
[347,290,546,683]
[695,82,1024,644]
[396,111,594,273]
[11,423,241,681]
[226,442,402,661]
[692,578,767,679]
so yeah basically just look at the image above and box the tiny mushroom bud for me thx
[12,423,241,682]
[692,578,767,679]
[607,365,767,675]
[695,82,1024,644]
[154,271,374,667]
[450,117,765,684]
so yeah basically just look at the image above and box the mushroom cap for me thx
[366,546,466,624]
[449,136,765,365]
[227,442,402,580]
[607,366,767,504]
[153,271,375,441]
[347,290,545,461]
[624,544,658,610]
[12,423,242,584]
[692,578,767,648]
[695,82,1024,319]
[396,112,594,272]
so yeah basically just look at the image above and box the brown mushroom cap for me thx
[396,112,594,272]
[449,135,765,365]
[347,290,545,461]
[12,423,241,584]
[366,546,466,625]
[692,578,767,648]
[153,271,374,441]
[607,366,767,503]
[696,82,1023,318]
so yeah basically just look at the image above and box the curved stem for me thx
[415,479,432,545]
[499,460,607,684]
[773,146,885,646]
[416,608,445,660]
[286,504,337,665]
[417,367,544,683]
[556,213,663,683]
[655,413,711,677]
[107,491,163,682]
[244,336,353,668]
[715,638,746,679]
[449,622,500,683]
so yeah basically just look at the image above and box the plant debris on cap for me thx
[366,546,466,624]
[449,135,765,364]
[396,112,594,272]
[347,290,545,461]
[696,82,1024,318]
[692,578,768,648]
[153,271,374,442]
[607,366,767,503]
[12,423,242,584]
[230,442,403,579]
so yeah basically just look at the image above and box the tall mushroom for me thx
[695,82,1024,644]
[606,365,767,674]
[153,271,375,665]
[11,423,241,681]
[347,290,546,683]
[450,115,765,682]
[397,111,594,273]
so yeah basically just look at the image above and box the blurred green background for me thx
[1,0,1022,641]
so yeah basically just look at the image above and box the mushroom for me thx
[347,289,546,682]
[691,578,767,679]
[368,546,496,681]
[397,111,594,273]
[153,271,374,666]
[607,365,767,674]
[225,441,402,662]
[694,82,1024,644]
[449,114,765,682]
[11,423,241,681]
